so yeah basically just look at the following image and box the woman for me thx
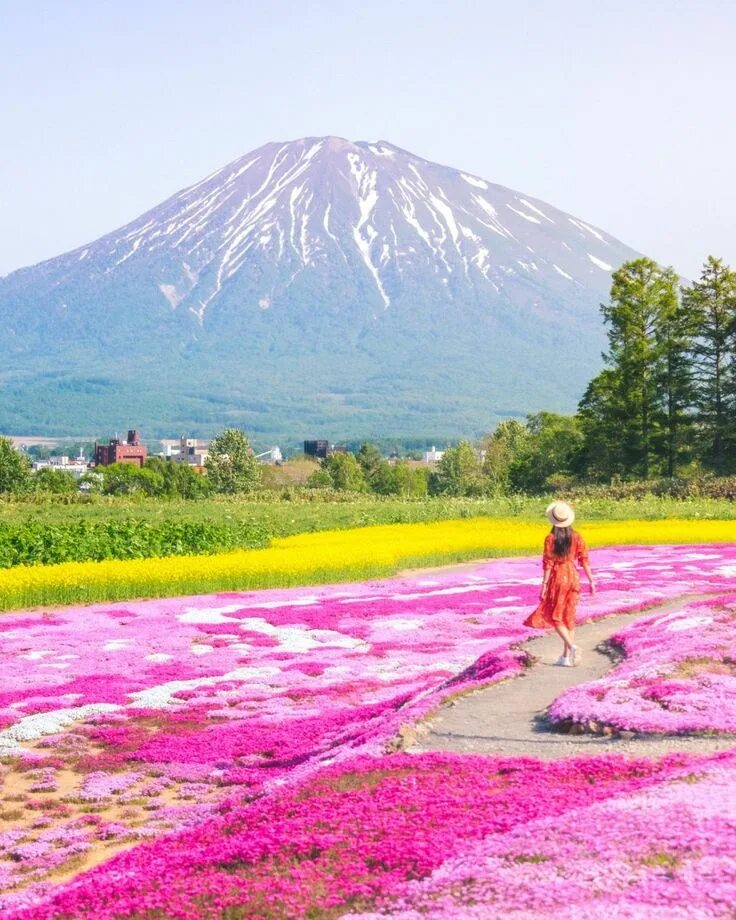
[523,500,595,667]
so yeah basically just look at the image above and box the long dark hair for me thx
[551,526,573,557]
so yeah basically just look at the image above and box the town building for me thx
[32,453,90,478]
[168,437,210,469]
[424,446,445,465]
[94,430,147,467]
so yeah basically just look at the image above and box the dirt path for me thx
[408,594,736,760]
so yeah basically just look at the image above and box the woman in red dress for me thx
[523,501,596,667]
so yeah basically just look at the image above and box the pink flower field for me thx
[1,543,736,917]
[549,593,736,733]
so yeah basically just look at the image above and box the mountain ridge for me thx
[0,136,640,439]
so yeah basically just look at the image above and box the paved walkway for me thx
[408,594,736,760]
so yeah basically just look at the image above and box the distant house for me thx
[165,436,210,469]
[32,453,90,479]
[424,446,445,465]
[94,430,147,468]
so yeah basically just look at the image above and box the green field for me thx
[0,489,734,569]
[2,491,736,531]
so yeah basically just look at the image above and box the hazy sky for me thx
[1,0,734,279]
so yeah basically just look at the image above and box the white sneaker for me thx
[571,646,582,667]
[555,655,572,667]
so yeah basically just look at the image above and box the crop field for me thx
[1,535,735,917]
[4,516,736,612]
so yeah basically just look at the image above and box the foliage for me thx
[100,463,164,497]
[507,412,583,492]
[429,440,485,496]
[31,468,78,495]
[682,256,736,474]
[481,420,530,494]
[580,255,735,482]
[205,428,262,494]
[585,258,683,479]
[0,437,31,495]
[0,518,268,568]
[310,451,368,492]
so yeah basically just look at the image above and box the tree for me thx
[0,437,31,494]
[508,413,583,493]
[577,369,629,480]
[682,256,736,473]
[430,441,485,496]
[581,258,681,480]
[205,429,262,494]
[101,462,164,496]
[145,457,212,499]
[654,286,696,477]
[32,467,78,495]
[356,442,383,488]
[317,452,368,492]
[481,420,531,494]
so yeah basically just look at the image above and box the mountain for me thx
[0,136,640,441]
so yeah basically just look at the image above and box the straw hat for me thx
[546,500,575,528]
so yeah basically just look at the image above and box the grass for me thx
[2,492,736,534]
[2,515,736,613]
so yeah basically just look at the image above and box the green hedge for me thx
[0,519,269,568]
[560,476,736,501]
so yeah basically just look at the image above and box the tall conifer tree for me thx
[601,258,680,479]
[682,256,736,473]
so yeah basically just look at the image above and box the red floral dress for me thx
[523,531,589,631]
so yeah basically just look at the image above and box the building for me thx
[424,445,445,465]
[168,437,210,468]
[94,430,147,468]
[255,446,283,464]
[304,439,330,460]
[32,453,90,478]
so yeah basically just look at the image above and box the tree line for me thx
[578,255,736,480]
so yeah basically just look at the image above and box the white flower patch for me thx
[179,596,323,623]
[178,606,241,624]
[236,616,365,653]
[0,704,121,755]
[21,650,53,661]
[127,666,282,709]
[715,565,736,577]
[381,619,425,631]
[103,640,131,652]
[145,653,173,663]
[666,616,714,632]
[190,644,214,656]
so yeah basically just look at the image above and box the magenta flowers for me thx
[0,542,735,916]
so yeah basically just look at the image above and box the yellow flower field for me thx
[1,516,735,612]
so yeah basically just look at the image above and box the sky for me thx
[1,0,734,280]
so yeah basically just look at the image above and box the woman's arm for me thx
[540,569,550,601]
[582,561,596,594]
[577,535,596,594]
[540,535,553,600]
